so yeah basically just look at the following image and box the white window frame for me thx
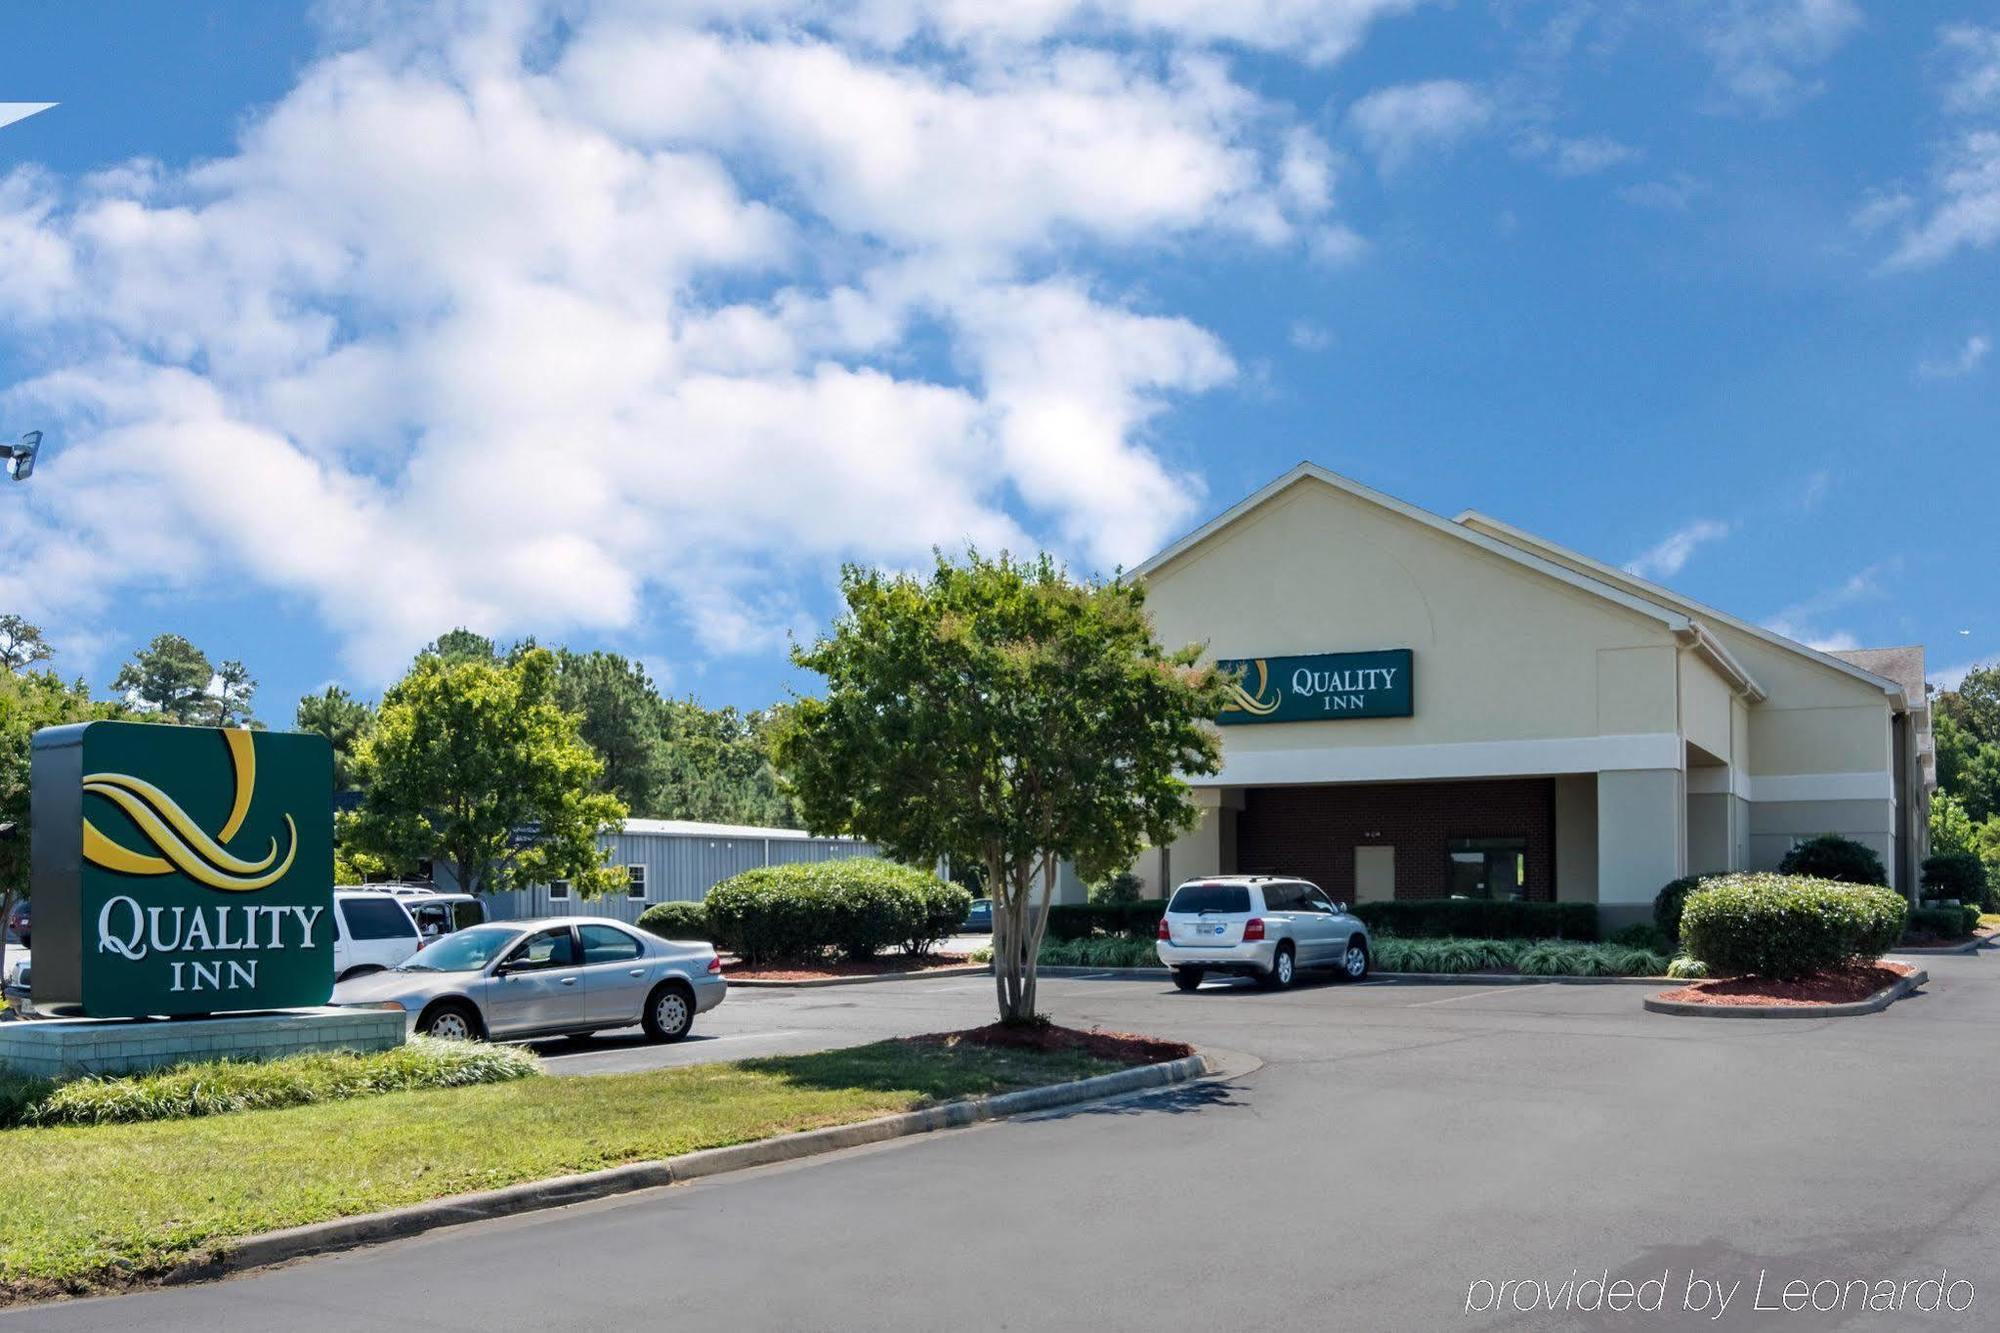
[548,878,572,901]
[626,864,647,900]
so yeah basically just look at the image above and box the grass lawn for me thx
[0,1037,1125,1301]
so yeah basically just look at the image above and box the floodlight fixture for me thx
[5,431,41,482]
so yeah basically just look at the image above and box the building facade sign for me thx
[1216,649,1414,725]
[31,721,334,1018]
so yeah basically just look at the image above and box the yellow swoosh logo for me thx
[82,729,297,892]
[1221,659,1282,716]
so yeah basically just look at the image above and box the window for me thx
[1167,883,1252,914]
[1447,838,1528,901]
[580,923,645,964]
[1302,887,1337,914]
[340,897,418,941]
[451,900,486,931]
[1260,881,1304,913]
[504,928,577,970]
[409,902,452,940]
[548,879,571,901]
[626,864,647,900]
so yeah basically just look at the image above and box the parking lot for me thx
[19,948,1998,1331]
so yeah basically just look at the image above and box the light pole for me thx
[5,431,41,481]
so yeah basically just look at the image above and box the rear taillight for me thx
[1156,917,1170,941]
[1242,917,1266,942]
[706,956,722,974]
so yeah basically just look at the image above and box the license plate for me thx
[1180,922,1227,940]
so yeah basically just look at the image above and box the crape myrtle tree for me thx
[775,552,1230,1024]
[346,646,628,897]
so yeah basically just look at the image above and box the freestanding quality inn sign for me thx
[1216,648,1414,725]
[31,721,334,1019]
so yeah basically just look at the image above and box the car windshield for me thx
[397,925,520,973]
[1168,884,1252,914]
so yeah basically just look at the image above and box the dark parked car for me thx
[6,899,26,947]
[962,898,992,933]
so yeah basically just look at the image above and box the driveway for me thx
[13,952,1999,1331]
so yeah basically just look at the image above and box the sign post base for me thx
[0,1006,405,1079]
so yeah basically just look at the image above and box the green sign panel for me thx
[1216,649,1414,725]
[31,722,334,1018]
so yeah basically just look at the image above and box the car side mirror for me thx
[1335,902,1349,915]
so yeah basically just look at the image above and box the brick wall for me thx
[1235,778,1557,902]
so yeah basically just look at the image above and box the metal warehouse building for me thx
[480,819,881,925]
[1118,463,1936,926]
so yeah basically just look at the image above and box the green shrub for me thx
[1038,937,1159,968]
[1666,956,1709,980]
[1653,876,1705,940]
[1514,942,1667,977]
[703,859,967,963]
[1368,937,1665,976]
[1351,899,1598,941]
[1373,937,1524,973]
[1679,873,1908,980]
[635,900,712,942]
[1087,872,1144,906]
[1608,922,1673,953]
[1921,852,1986,903]
[1777,834,1888,887]
[1045,901,1162,941]
[0,1038,540,1129]
[1906,904,1980,941]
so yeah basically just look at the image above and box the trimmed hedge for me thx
[1045,902,1162,941]
[1679,873,1907,980]
[703,860,969,964]
[1607,922,1673,953]
[1653,876,1705,941]
[1777,834,1887,887]
[1368,937,1664,976]
[635,900,713,943]
[1921,852,1986,904]
[1352,899,1598,941]
[1907,903,1980,941]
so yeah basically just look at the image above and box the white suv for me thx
[332,890,424,981]
[1155,876,1371,991]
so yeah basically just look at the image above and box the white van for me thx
[332,890,423,980]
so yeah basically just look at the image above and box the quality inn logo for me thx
[83,728,298,891]
[1221,659,1283,717]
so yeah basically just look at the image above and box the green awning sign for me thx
[1216,649,1414,724]
[31,721,334,1018]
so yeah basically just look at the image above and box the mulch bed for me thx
[719,953,974,982]
[1657,961,1913,1007]
[905,1022,1193,1066]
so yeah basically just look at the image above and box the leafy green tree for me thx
[1931,792,1977,856]
[656,699,797,826]
[296,685,375,790]
[346,647,627,897]
[425,627,499,662]
[1937,665,2000,748]
[775,552,1229,1023]
[111,633,216,723]
[0,615,53,674]
[1935,710,2000,823]
[0,672,132,978]
[552,649,671,813]
[208,659,257,728]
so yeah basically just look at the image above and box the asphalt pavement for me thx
[13,950,2000,1331]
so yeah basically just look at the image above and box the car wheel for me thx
[1172,967,1204,992]
[642,982,695,1043]
[1261,943,1296,989]
[1340,938,1370,982]
[418,1000,481,1041]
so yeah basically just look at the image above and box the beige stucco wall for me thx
[1597,768,1684,919]
[1680,649,1733,763]
[1553,774,1598,901]
[1141,478,1684,767]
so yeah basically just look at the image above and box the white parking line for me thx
[1403,984,1549,1007]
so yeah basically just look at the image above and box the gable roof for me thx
[1130,462,1765,702]
[1454,510,1908,710]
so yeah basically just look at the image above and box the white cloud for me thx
[1347,79,1491,174]
[1919,333,1992,380]
[1886,130,2000,270]
[1619,173,1706,211]
[1288,320,1332,351]
[1518,131,1638,178]
[1940,24,2000,116]
[1698,0,1863,115]
[1762,564,1888,652]
[1623,518,1731,580]
[1849,189,1915,235]
[0,2,1394,681]
[1796,469,1831,512]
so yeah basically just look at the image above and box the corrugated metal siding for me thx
[471,827,882,923]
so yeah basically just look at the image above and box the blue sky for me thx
[1,1,1995,722]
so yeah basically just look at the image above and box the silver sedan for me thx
[333,916,726,1043]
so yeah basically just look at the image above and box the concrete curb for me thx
[1642,967,1928,1019]
[1891,936,1987,957]
[1031,965,1671,986]
[723,964,988,989]
[198,1050,1213,1281]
